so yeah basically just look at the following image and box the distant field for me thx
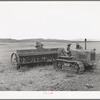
[0,41,100,91]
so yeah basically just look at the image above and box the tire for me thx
[11,53,20,69]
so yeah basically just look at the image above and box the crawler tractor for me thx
[54,39,96,73]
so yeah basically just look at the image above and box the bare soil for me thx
[0,42,100,91]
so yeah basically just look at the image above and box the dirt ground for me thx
[0,42,100,91]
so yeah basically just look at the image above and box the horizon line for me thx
[0,38,100,41]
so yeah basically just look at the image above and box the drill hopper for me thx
[11,48,66,69]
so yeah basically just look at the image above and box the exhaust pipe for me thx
[85,38,87,50]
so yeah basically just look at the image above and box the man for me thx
[35,41,44,50]
[76,42,83,50]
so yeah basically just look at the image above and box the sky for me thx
[0,1,100,40]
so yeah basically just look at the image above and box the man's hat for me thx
[35,42,43,47]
